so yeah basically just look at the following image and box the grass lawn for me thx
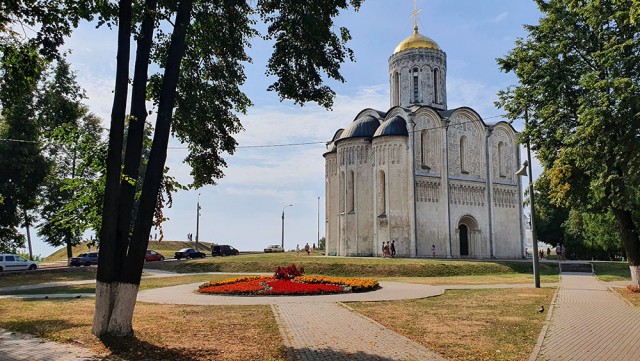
[143,252,561,278]
[593,262,632,282]
[0,274,233,295]
[349,287,555,361]
[0,268,97,288]
[0,298,285,361]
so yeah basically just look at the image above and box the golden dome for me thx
[393,26,440,54]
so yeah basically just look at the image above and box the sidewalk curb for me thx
[529,283,560,361]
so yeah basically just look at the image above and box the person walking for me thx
[390,240,396,257]
[296,244,300,255]
[431,244,436,258]
[305,243,311,256]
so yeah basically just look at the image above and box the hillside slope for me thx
[45,240,214,261]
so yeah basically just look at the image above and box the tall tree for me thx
[0,42,48,252]
[37,60,104,261]
[1,1,100,251]
[94,0,363,336]
[497,0,640,285]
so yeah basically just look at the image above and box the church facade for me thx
[323,26,525,259]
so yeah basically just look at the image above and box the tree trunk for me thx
[612,208,640,287]
[124,0,193,284]
[92,282,139,336]
[115,0,157,267]
[93,0,193,337]
[93,0,132,338]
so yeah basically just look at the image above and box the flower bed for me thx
[198,264,379,296]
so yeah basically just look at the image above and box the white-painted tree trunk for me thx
[92,281,139,337]
[630,265,640,287]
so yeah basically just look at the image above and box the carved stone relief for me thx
[490,128,515,181]
[493,185,518,208]
[416,180,441,203]
[450,183,486,206]
[448,115,484,179]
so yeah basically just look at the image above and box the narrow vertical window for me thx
[347,170,355,212]
[377,170,386,215]
[498,141,505,177]
[394,72,400,106]
[433,68,439,104]
[412,68,419,103]
[460,136,468,174]
[421,130,429,169]
[339,171,345,213]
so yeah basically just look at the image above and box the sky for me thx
[23,0,544,257]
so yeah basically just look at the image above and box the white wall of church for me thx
[324,153,339,256]
[373,136,412,257]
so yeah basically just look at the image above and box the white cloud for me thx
[494,12,509,23]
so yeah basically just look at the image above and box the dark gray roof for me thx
[339,115,380,140]
[374,115,408,137]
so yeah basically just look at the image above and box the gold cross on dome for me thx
[410,0,423,31]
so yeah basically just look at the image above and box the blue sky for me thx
[26,0,543,257]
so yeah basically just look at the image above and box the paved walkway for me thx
[2,270,640,361]
[0,329,98,361]
[532,272,640,361]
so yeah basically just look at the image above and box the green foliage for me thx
[497,0,640,264]
[0,43,48,252]
[36,60,106,249]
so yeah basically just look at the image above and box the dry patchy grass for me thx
[0,298,285,361]
[349,287,555,361]
[612,287,640,307]
[382,273,559,285]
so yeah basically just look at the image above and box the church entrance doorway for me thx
[459,224,469,256]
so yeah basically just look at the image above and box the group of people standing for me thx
[382,240,396,258]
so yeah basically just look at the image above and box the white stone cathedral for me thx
[323,25,525,259]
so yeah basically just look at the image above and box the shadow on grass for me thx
[1,319,81,337]
[285,346,438,361]
[100,334,218,361]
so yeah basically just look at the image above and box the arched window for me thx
[421,130,430,170]
[460,136,468,174]
[339,171,345,213]
[498,141,505,177]
[433,68,439,104]
[377,170,386,216]
[347,170,355,212]
[394,72,400,106]
[412,68,419,103]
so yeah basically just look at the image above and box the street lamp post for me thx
[196,193,201,251]
[281,204,293,249]
[516,108,541,288]
[317,196,320,254]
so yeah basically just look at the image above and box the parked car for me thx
[264,245,284,253]
[211,245,239,257]
[70,252,99,267]
[145,250,165,262]
[0,254,38,272]
[174,248,206,260]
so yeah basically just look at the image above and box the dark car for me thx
[70,252,99,267]
[211,245,239,257]
[145,250,165,262]
[174,248,206,260]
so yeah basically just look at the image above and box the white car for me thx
[0,254,38,272]
[264,245,284,253]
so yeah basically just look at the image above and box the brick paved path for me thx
[273,302,444,361]
[0,329,98,361]
[533,272,640,361]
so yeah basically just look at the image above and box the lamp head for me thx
[515,160,529,177]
